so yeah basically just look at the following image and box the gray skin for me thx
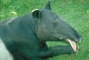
[0,0,82,60]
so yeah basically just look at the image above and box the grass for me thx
[0,0,89,60]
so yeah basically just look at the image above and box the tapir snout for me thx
[36,9,82,43]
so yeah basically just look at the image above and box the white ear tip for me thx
[32,9,39,12]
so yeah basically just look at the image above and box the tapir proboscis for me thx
[0,0,82,60]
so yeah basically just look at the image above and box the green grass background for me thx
[0,0,89,60]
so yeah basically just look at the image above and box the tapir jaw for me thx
[67,38,82,52]
[67,39,77,52]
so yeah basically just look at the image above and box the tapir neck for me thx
[23,13,38,33]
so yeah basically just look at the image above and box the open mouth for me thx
[67,39,77,52]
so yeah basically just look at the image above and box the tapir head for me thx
[32,0,82,52]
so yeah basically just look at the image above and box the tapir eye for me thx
[50,22,58,30]
[53,22,58,27]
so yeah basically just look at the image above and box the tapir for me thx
[0,0,82,60]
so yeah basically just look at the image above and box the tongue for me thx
[67,39,76,52]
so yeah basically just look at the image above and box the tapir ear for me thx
[44,0,51,10]
[32,9,41,19]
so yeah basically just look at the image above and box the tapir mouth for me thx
[67,39,77,52]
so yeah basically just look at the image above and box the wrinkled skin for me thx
[0,0,82,60]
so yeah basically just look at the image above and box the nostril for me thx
[75,40,79,43]
[75,35,82,43]
[75,39,82,43]
[76,38,82,43]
